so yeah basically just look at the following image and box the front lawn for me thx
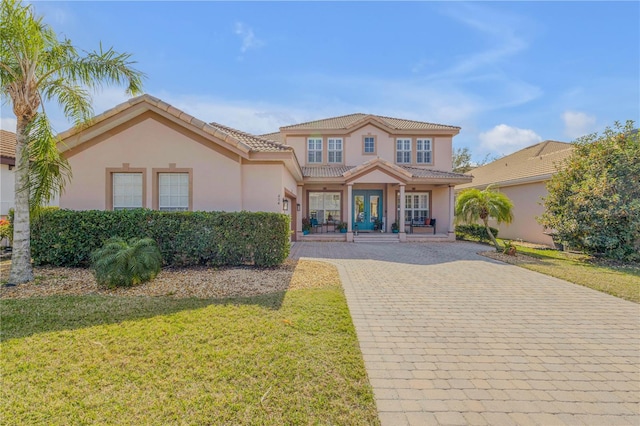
[0,261,379,425]
[483,242,640,303]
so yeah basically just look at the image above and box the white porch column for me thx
[448,185,455,239]
[296,184,304,238]
[346,184,354,242]
[399,184,406,233]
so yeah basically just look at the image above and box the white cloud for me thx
[562,111,596,139]
[234,22,265,54]
[479,124,542,154]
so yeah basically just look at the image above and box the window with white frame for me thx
[309,192,341,222]
[397,192,430,222]
[113,173,143,210]
[307,138,323,163]
[396,138,411,163]
[328,138,343,163]
[363,136,375,154]
[417,138,432,164]
[158,173,189,211]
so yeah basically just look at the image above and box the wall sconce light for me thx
[282,199,289,211]
[296,203,301,211]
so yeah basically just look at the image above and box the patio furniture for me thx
[406,218,436,234]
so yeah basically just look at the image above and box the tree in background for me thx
[539,121,639,262]
[1,0,144,284]
[452,147,498,174]
[455,185,514,251]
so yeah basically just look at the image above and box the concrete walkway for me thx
[290,242,640,426]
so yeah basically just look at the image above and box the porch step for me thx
[353,233,400,243]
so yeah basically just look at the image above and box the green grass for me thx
[1,273,379,424]
[503,241,640,303]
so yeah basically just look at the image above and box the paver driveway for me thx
[290,242,640,426]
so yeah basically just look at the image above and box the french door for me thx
[353,190,382,231]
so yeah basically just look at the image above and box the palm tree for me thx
[1,0,144,284]
[455,185,514,251]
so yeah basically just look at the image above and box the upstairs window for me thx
[113,173,143,210]
[417,138,432,164]
[328,138,343,163]
[396,138,411,164]
[363,136,376,154]
[308,138,322,163]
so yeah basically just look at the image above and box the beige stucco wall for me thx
[0,164,14,217]
[487,182,553,246]
[241,163,285,213]
[285,125,454,172]
[60,116,243,211]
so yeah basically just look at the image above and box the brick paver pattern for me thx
[290,242,640,426]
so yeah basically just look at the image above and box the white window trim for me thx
[363,136,376,154]
[416,138,433,164]
[307,137,323,164]
[112,172,143,210]
[396,138,412,164]
[327,137,343,163]
[398,192,430,222]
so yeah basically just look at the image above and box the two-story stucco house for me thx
[57,94,471,242]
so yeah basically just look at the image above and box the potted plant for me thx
[302,217,311,235]
[336,222,348,233]
[391,221,399,233]
[373,218,382,231]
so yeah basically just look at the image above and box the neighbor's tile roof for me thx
[280,113,460,131]
[457,140,574,189]
[208,123,291,152]
[0,130,16,160]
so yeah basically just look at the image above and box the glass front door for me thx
[353,190,383,231]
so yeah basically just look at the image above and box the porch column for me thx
[449,185,455,238]
[347,184,353,233]
[297,184,304,238]
[399,184,406,233]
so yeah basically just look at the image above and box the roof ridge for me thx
[208,121,290,151]
[280,113,365,130]
[374,114,461,130]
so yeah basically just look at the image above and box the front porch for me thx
[298,231,453,243]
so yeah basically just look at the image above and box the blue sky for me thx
[2,1,639,161]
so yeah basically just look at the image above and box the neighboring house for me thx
[57,94,471,241]
[0,129,16,219]
[456,141,574,246]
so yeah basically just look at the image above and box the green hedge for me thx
[31,209,290,267]
[455,224,499,242]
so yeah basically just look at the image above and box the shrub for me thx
[92,238,162,288]
[0,218,10,243]
[30,209,290,268]
[455,224,499,242]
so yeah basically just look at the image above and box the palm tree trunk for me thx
[8,118,34,285]
[484,219,501,252]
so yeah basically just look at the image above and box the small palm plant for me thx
[455,185,514,251]
[91,238,162,288]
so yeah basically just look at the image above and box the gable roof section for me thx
[457,140,574,190]
[280,113,460,133]
[57,94,290,156]
[0,130,16,163]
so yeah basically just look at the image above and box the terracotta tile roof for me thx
[302,165,355,177]
[0,130,16,160]
[259,131,283,144]
[280,113,460,131]
[400,166,473,180]
[208,123,291,152]
[58,94,290,153]
[457,140,574,189]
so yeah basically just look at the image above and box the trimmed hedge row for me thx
[455,224,499,242]
[31,209,290,267]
